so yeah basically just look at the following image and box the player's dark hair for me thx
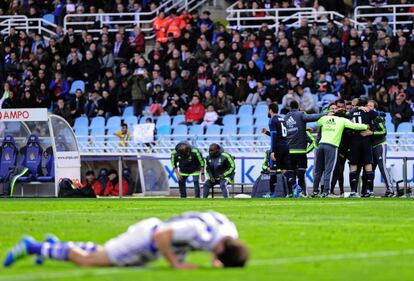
[290,100,299,109]
[358,98,368,107]
[217,238,249,268]
[268,103,278,114]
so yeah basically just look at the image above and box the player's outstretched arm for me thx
[153,228,197,270]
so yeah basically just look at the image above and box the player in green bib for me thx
[312,110,369,197]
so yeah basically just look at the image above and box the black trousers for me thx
[178,175,200,198]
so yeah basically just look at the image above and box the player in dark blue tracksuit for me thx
[284,101,325,196]
[267,103,296,197]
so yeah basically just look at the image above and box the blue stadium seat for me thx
[124,116,137,130]
[106,116,121,130]
[157,125,172,140]
[239,126,254,140]
[69,80,85,94]
[122,106,134,118]
[254,104,268,118]
[255,117,269,129]
[90,127,106,147]
[74,116,88,131]
[223,114,237,127]
[139,116,149,124]
[205,124,222,141]
[189,125,204,138]
[17,135,43,182]
[0,136,18,182]
[75,125,89,136]
[397,122,413,132]
[172,125,188,141]
[172,115,185,126]
[222,126,238,140]
[386,121,395,133]
[238,115,254,127]
[156,115,171,128]
[237,104,253,116]
[42,13,55,25]
[90,116,105,129]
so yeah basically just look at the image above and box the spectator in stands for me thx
[129,69,151,116]
[82,170,103,196]
[53,98,72,124]
[49,72,70,101]
[215,90,233,116]
[201,105,219,127]
[1,90,18,109]
[390,93,413,130]
[70,89,86,119]
[103,169,129,196]
[185,95,205,125]
[298,85,317,113]
[114,123,131,148]
[129,26,145,54]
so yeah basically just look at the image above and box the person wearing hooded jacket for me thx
[104,169,129,196]
[203,144,235,198]
[171,142,205,198]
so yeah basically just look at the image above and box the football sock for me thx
[284,171,295,194]
[297,169,306,192]
[349,171,359,193]
[365,171,375,192]
[28,242,71,261]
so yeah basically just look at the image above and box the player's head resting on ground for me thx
[289,100,299,110]
[214,237,249,268]
[268,103,279,117]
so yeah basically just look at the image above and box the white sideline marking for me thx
[250,249,414,266]
[1,249,414,281]
[1,201,413,215]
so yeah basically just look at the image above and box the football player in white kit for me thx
[4,211,249,269]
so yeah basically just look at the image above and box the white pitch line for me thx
[250,249,414,266]
[1,249,414,281]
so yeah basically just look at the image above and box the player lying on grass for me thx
[4,211,249,269]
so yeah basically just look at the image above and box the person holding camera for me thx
[128,68,151,116]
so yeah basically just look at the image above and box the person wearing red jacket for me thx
[153,11,171,44]
[130,26,145,54]
[166,9,185,39]
[185,95,205,125]
[82,170,103,196]
[104,169,129,196]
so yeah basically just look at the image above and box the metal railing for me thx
[0,16,57,40]
[226,7,315,31]
[63,0,206,39]
[354,4,414,35]
[76,133,414,156]
[226,4,414,35]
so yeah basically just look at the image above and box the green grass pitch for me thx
[1,198,414,281]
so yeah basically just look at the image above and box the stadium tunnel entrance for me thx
[0,108,81,197]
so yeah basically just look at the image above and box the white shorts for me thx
[104,217,162,266]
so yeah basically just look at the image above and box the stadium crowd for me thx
[0,0,413,131]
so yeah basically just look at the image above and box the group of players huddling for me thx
[266,98,394,198]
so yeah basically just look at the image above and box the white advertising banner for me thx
[133,123,155,143]
[0,108,48,122]
[55,151,81,189]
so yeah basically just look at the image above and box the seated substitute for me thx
[4,211,249,269]
[171,142,205,198]
[82,170,103,196]
[203,144,235,198]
